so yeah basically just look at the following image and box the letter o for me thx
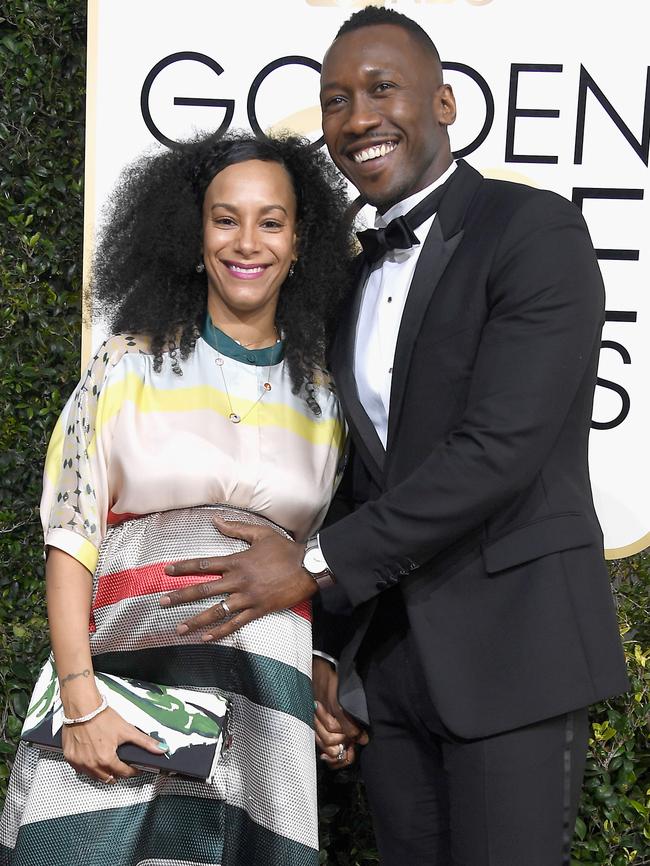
[247,56,324,150]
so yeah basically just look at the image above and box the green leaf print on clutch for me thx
[21,655,232,782]
[96,674,223,739]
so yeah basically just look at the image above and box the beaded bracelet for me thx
[61,694,108,726]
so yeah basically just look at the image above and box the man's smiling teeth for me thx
[353,142,397,164]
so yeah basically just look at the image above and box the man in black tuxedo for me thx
[164,7,628,863]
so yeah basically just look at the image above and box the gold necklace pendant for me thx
[214,345,274,426]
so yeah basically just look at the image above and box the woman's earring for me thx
[288,261,296,278]
[196,262,205,273]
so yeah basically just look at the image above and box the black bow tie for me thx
[356,217,418,265]
[356,173,453,265]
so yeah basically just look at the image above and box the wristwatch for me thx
[302,536,336,590]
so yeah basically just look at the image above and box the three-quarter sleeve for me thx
[40,336,130,573]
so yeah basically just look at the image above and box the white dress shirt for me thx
[353,161,457,448]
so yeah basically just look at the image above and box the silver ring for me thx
[104,774,115,784]
[336,744,346,762]
[220,599,231,616]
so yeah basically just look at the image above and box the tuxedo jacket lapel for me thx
[386,219,464,445]
[387,161,483,449]
[331,257,385,485]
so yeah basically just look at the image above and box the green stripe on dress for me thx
[92,644,314,727]
[3,796,317,866]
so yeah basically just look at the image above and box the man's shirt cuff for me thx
[312,650,338,670]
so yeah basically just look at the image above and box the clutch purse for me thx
[20,655,232,783]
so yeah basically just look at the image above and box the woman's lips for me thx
[223,261,270,280]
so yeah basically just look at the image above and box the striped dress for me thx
[0,322,345,866]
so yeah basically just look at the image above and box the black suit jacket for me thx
[316,160,629,740]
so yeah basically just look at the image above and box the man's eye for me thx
[324,95,345,109]
[376,82,394,92]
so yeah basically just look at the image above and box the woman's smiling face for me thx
[201,159,298,320]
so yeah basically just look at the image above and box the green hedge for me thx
[1,0,85,765]
[1,4,648,864]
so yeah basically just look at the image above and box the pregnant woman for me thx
[0,132,352,866]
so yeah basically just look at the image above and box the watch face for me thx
[304,546,327,574]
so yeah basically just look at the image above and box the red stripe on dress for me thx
[107,509,142,525]
[93,562,312,622]
[93,562,218,609]
[291,600,312,622]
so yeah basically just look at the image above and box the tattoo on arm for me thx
[60,669,91,689]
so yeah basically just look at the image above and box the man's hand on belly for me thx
[159,517,317,641]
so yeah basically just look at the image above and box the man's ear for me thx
[435,84,457,128]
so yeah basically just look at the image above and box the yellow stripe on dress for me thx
[91,372,345,454]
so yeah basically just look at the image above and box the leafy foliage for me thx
[0,3,648,864]
[0,0,85,787]
[572,555,650,866]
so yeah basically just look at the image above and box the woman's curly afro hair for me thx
[92,131,355,407]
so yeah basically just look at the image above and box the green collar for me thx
[202,314,285,366]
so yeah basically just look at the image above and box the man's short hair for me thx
[335,6,441,66]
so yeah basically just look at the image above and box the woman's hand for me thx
[313,657,368,769]
[314,702,356,768]
[62,706,169,783]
